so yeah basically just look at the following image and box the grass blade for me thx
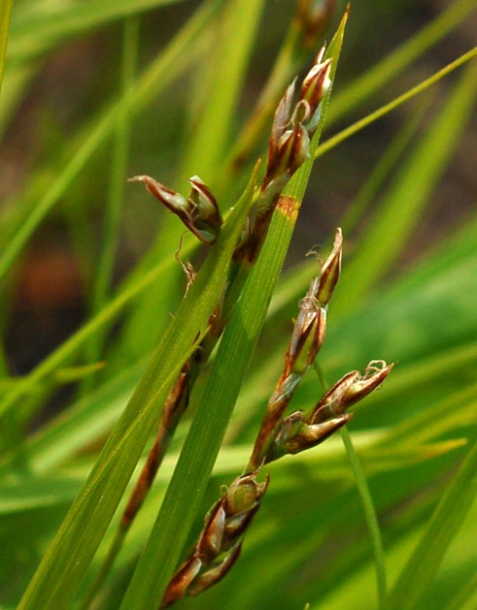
[386,438,477,610]
[340,426,387,609]
[316,47,477,159]
[327,0,477,124]
[332,57,477,316]
[0,0,12,95]
[18,171,255,610]
[120,13,349,608]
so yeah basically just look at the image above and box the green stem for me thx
[326,0,477,125]
[315,47,477,159]
[386,438,477,610]
[315,362,387,609]
[340,426,387,609]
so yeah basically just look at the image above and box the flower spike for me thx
[265,360,392,461]
[311,360,394,424]
[316,227,342,306]
[300,53,332,133]
[268,410,351,460]
[161,472,269,607]
[129,174,222,244]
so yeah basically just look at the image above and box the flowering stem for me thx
[118,17,350,607]
[223,0,336,184]
[159,227,391,606]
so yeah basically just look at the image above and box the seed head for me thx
[161,556,202,608]
[188,176,222,231]
[161,471,269,606]
[311,360,394,423]
[269,80,296,165]
[187,543,242,597]
[300,53,332,134]
[287,296,326,376]
[129,174,222,244]
[316,227,342,306]
[197,502,226,561]
[262,120,310,195]
[283,412,351,455]
[223,472,269,516]
[266,410,351,460]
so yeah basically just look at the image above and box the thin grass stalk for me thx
[386,438,477,610]
[316,46,477,160]
[326,0,477,125]
[339,426,387,608]
[221,0,337,188]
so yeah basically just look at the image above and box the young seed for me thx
[237,51,334,264]
[129,175,222,244]
[161,473,269,607]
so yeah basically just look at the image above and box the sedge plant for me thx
[1,1,477,609]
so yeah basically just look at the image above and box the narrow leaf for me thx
[386,438,477,610]
[18,171,255,610]
[121,13,349,608]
